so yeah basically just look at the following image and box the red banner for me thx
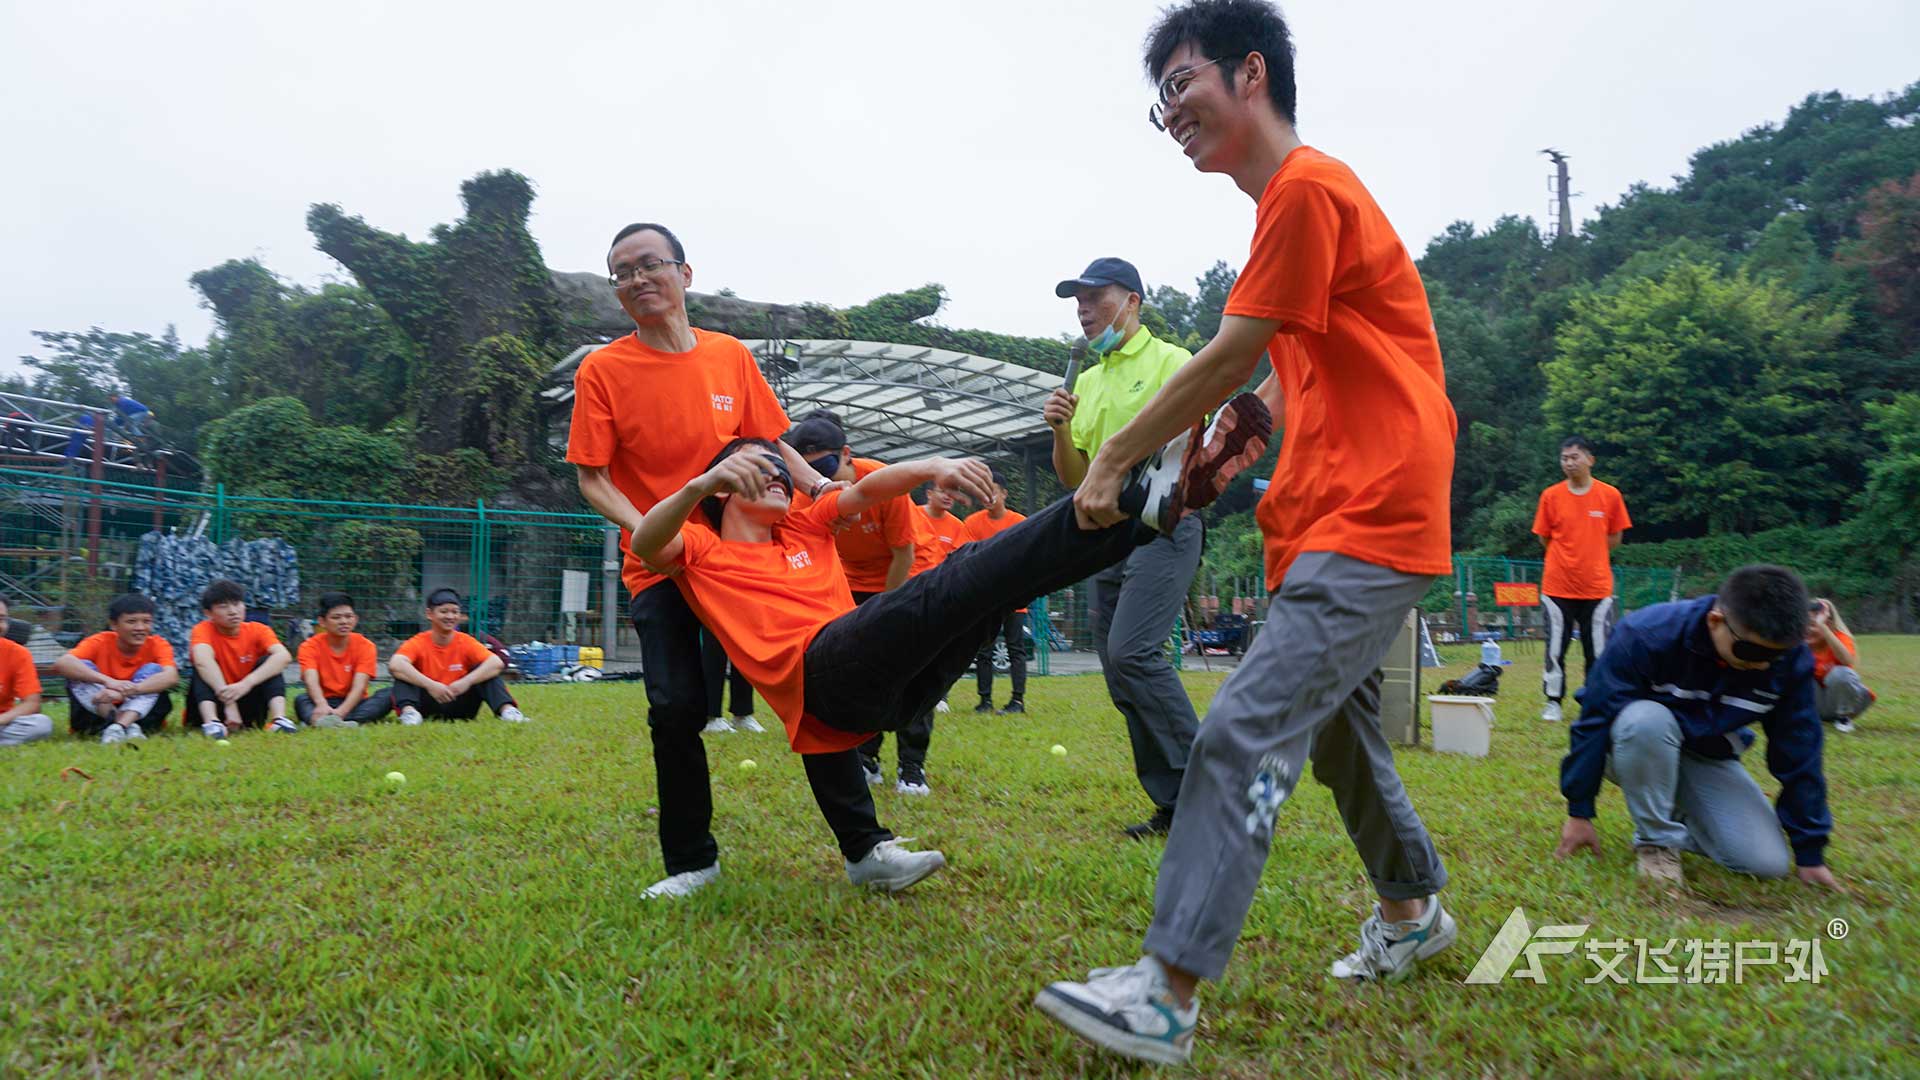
[1493,582,1540,607]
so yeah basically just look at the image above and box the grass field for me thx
[3,638,1916,1077]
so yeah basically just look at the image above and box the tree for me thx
[1838,171,1920,354]
[1543,261,1851,535]
[200,396,410,503]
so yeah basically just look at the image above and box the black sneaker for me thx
[1123,806,1175,840]
[996,700,1025,715]
[973,700,995,714]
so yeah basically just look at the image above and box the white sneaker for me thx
[703,717,735,734]
[846,837,946,892]
[1834,718,1856,734]
[398,706,424,726]
[201,721,227,738]
[934,699,950,714]
[862,760,884,787]
[1131,427,1192,535]
[1542,700,1564,723]
[500,704,529,724]
[1034,956,1198,1066]
[641,863,720,900]
[732,714,765,733]
[268,717,298,734]
[896,769,931,797]
[123,723,146,741]
[1329,895,1457,982]
[99,724,126,745]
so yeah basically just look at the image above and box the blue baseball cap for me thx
[1055,257,1146,299]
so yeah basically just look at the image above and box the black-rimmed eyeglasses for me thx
[1148,57,1230,131]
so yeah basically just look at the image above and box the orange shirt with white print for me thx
[831,458,916,593]
[923,507,966,558]
[393,632,494,685]
[1223,146,1457,591]
[564,329,790,597]
[70,631,175,682]
[667,489,868,755]
[189,620,281,683]
[298,632,380,699]
[1533,480,1632,600]
[0,636,41,706]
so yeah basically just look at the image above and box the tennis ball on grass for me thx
[215,739,231,748]
[739,759,757,771]
[385,771,406,785]
[1050,744,1068,757]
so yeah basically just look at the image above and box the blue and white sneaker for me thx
[268,717,299,734]
[201,721,227,739]
[1034,956,1198,1066]
[1328,895,1457,981]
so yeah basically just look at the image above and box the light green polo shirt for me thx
[1068,327,1193,457]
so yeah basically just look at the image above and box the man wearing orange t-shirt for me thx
[962,470,1029,714]
[788,411,942,794]
[922,485,968,558]
[294,591,393,727]
[389,589,526,724]
[627,438,1182,891]
[1533,436,1633,723]
[1038,6,1462,1060]
[568,222,834,901]
[188,579,294,737]
[0,596,51,747]
[54,592,180,743]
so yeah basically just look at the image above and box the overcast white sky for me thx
[3,1,1916,378]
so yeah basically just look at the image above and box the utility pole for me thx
[1541,149,1573,240]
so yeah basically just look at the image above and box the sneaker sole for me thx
[1180,392,1273,512]
[856,852,947,893]
[1032,988,1191,1066]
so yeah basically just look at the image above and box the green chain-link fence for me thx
[0,466,625,663]
[1418,554,1680,645]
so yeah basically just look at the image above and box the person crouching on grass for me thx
[625,429,1208,894]
[188,579,295,737]
[388,589,528,725]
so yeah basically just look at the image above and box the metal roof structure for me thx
[545,339,1061,464]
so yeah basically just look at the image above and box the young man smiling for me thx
[569,222,832,900]
[1036,1,1460,1065]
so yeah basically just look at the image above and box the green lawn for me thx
[3,640,1916,1077]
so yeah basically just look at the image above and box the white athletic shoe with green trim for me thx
[1328,895,1457,981]
[1034,955,1198,1066]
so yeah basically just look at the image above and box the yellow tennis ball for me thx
[1050,744,1068,757]
[739,759,757,771]
[385,771,406,784]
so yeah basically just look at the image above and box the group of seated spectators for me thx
[0,583,528,747]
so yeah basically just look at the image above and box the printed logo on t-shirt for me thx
[787,550,812,570]
[240,653,257,665]
[1587,510,1607,518]
[1130,380,1145,393]
[711,393,735,413]
[449,662,466,673]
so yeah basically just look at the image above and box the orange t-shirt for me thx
[923,508,966,557]
[908,508,945,575]
[1810,629,1856,685]
[669,489,867,755]
[70,631,175,681]
[0,636,41,706]
[961,509,1030,612]
[393,632,494,685]
[297,632,380,699]
[832,458,917,594]
[1223,146,1457,591]
[189,620,282,683]
[1533,480,1632,599]
[564,329,790,597]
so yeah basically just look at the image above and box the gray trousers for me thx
[1090,513,1203,810]
[1144,552,1446,980]
[1816,666,1873,721]
[0,712,53,746]
[1605,700,1792,878]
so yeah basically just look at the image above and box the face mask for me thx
[1084,299,1135,356]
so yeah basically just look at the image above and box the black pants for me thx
[186,671,286,728]
[66,687,173,736]
[849,590,936,778]
[295,688,396,724]
[805,495,1149,735]
[975,608,1029,704]
[633,581,889,871]
[700,629,755,718]
[1542,594,1614,702]
[391,677,513,719]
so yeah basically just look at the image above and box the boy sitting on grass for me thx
[295,591,393,728]
[625,431,1196,893]
[189,579,295,737]
[388,589,527,725]
[0,595,51,747]
[52,592,180,743]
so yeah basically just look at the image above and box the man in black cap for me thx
[1042,257,1204,840]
